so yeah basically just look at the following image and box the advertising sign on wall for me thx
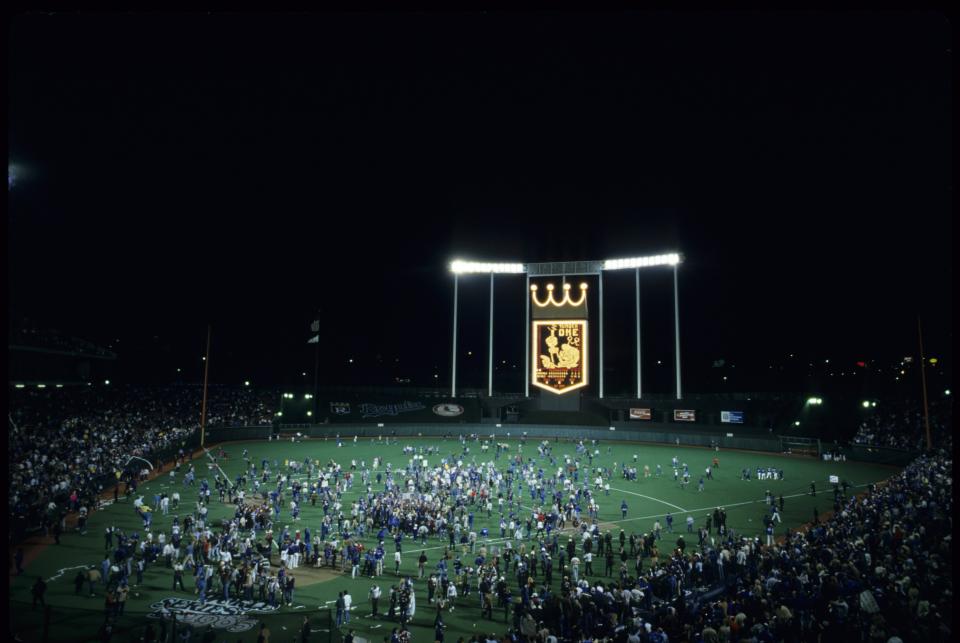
[721,411,744,424]
[629,408,652,420]
[673,409,696,422]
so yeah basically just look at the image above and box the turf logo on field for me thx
[147,598,279,632]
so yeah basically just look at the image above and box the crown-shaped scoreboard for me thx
[531,282,589,394]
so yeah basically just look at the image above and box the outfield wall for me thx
[207,423,783,452]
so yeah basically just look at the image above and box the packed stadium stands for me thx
[7,384,274,539]
[852,397,953,451]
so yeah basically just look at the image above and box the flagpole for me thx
[199,324,211,449]
[918,316,932,451]
[313,316,320,422]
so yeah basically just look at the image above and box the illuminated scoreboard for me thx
[530,282,589,395]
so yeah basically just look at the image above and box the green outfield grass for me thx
[9,436,900,643]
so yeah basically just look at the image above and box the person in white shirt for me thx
[446,581,458,610]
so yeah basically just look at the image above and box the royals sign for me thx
[532,320,588,394]
[530,282,590,395]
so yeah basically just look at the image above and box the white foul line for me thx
[609,487,687,513]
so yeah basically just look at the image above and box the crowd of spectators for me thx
[76,442,950,643]
[852,397,952,451]
[7,384,275,540]
[487,451,953,643]
[7,381,953,643]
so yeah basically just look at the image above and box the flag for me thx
[310,320,320,333]
[307,335,319,344]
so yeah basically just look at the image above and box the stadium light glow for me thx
[603,253,681,271]
[37,384,46,388]
[450,260,525,274]
[104,380,110,385]
[862,400,871,408]
[15,384,25,388]
[945,389,951,396]
[306,411,312,417]
[794,421,801,426]
[244,381,250,386]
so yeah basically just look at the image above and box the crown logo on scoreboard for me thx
[530,282,588,312]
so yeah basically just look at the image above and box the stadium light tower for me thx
[448,261,525,398]
[449,252,682,401]
[602,253,683,400]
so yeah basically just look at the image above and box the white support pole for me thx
[636,268,642,400]
[599,271,604,399]
[524,273,530,398]
[673,264,682,400]
[488,273,494,398]
[452,274,458,398]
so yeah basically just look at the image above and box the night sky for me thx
[8,11,952,391]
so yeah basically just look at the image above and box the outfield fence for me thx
[208,423,786,452]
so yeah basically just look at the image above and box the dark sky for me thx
[7,11,952,391]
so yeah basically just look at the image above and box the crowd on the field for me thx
[32,429,949,643]
[8,382,954,643]
[852,397,952,451]
[7,384,274,537]
[378,449,953,643]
